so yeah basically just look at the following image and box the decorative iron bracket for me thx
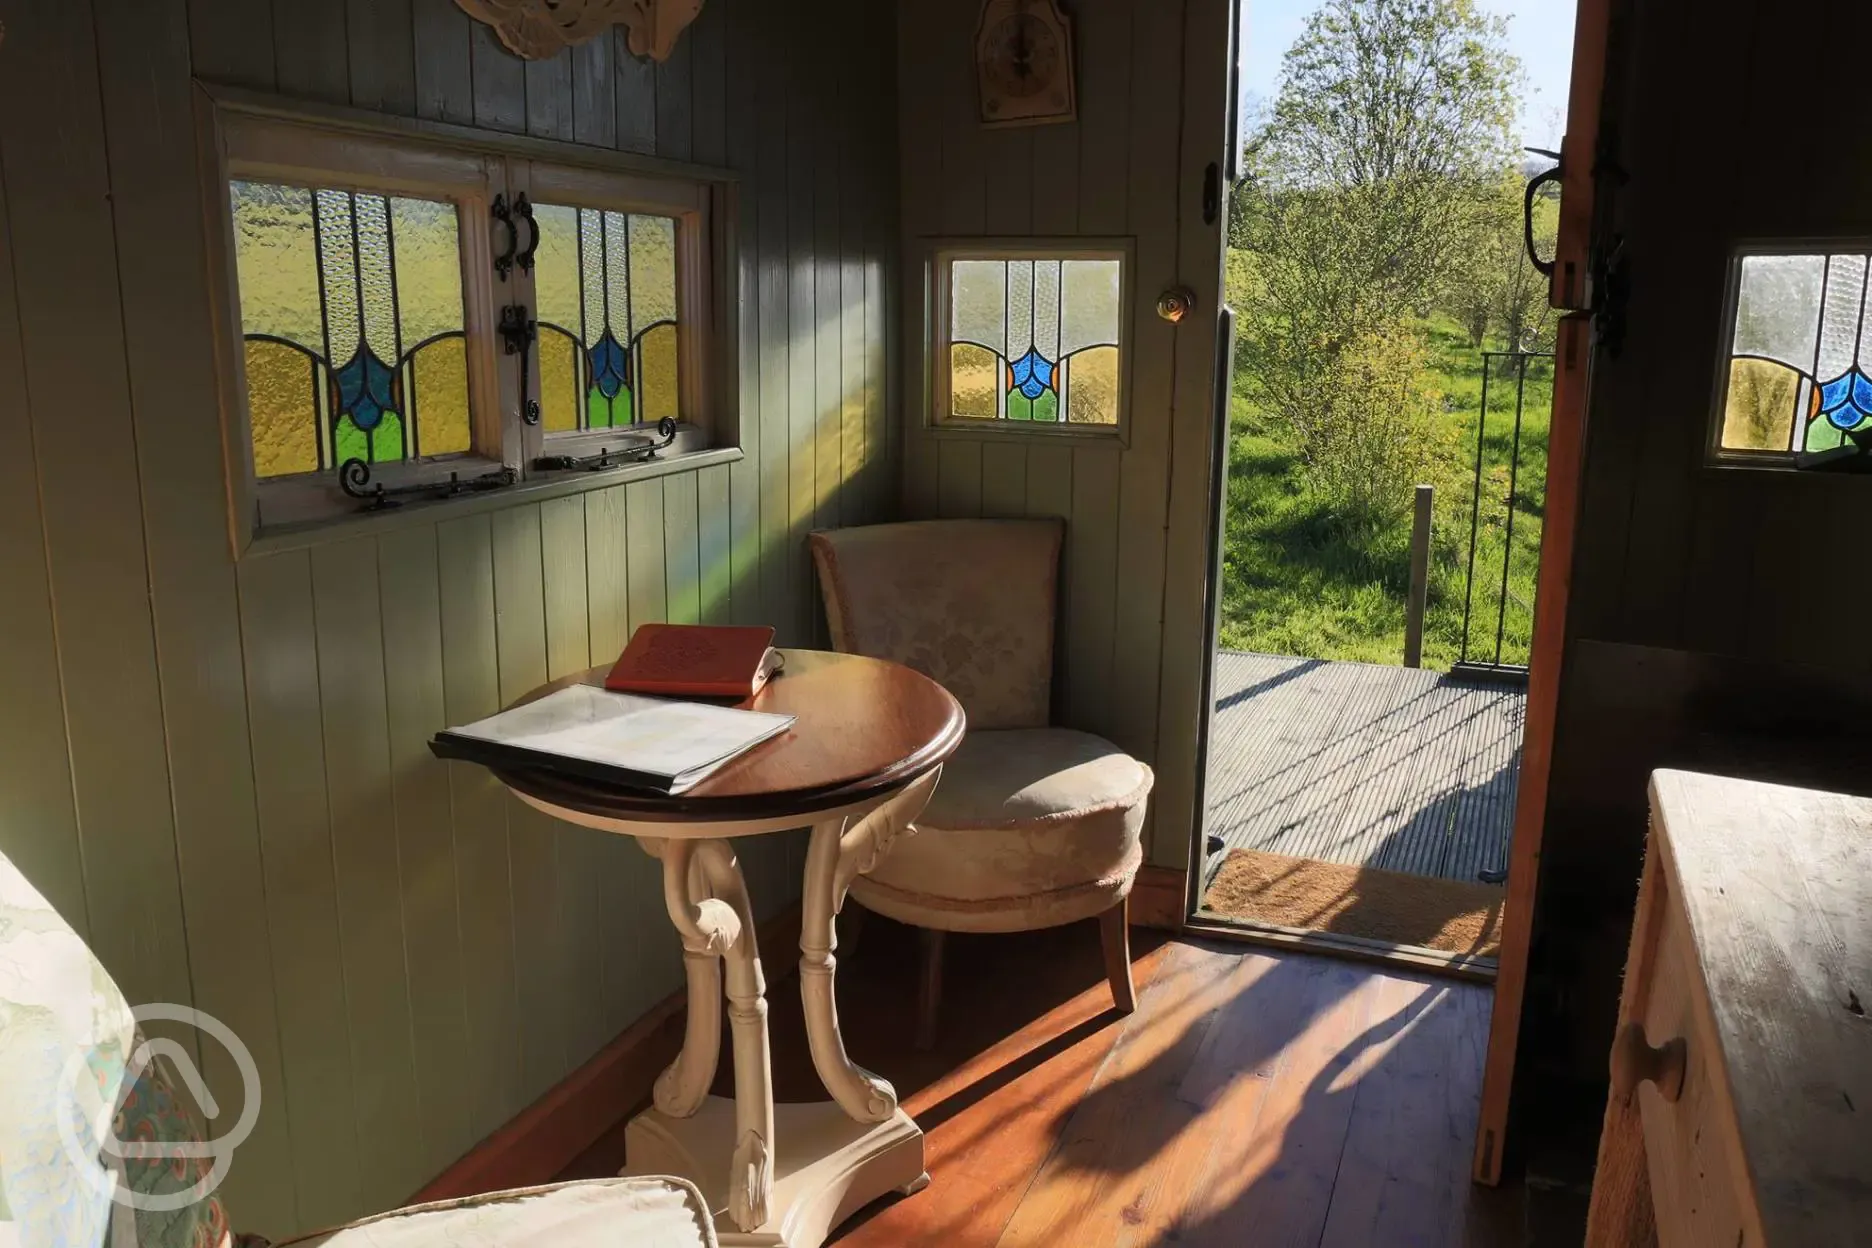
[499,304,542,425]
[533,418,680,472]
[339,461,518,511]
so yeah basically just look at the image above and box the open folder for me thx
[430,683,795,795]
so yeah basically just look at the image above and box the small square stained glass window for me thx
[938,248,1126,429]
[230,180,470,479]
[529,203,682,435]
[1717,250,1872,454]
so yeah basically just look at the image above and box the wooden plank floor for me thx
[563,917,1522,1246]
[1206,652,1526,883]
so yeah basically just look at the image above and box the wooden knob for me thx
[1610,1022,1686,1104]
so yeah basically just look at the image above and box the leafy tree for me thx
[1448,170,1558,351]
[1230,0,1522,518]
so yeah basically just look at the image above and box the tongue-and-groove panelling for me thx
[0,0,897,1236]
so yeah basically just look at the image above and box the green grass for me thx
[1219,312,1552,670]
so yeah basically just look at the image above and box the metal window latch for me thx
[338,461,517,511]
[492,194,518,281]
[499,304,541,425]
[533,418,680,472]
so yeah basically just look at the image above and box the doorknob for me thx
[1157,286,1197,324]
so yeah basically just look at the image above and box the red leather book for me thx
[603,623,782,699]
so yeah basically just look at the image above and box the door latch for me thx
[499,304,541,425]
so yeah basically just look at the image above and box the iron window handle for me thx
[1523,147,1562,279]
[492,194,519,281]
[515,193,540,274]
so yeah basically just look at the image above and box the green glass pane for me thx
[334,413,369,464]
[372,411,405,461]
[587,387,613,428]
[1007,389,1033,421]
[1032,388,1059,423]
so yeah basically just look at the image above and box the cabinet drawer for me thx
[1636,897,1756,1248]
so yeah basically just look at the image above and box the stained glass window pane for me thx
[231,179,468,478]
[531,201,684,433]
[943,252,1123,427]
[1719,249,1872,453]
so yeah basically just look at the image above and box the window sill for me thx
[924,419,1129,449]
[241,444,745,559]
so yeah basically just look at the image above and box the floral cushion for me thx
[809,519,1063,731]
[0,848,233,1248]
[0,853,138,1248]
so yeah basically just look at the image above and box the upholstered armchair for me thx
[0,848,719,1248]
[809,518,1153,1046]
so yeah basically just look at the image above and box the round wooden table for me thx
[493,650,964,1248]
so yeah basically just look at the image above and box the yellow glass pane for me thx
[1065,345,1120,424]
[951,342,999,418]
[531,202,584,334]
[629,214,678,330]
[638,322,680,423]
[1721,356,1799,451]
[539,326,581,432]
[229,182,324,352]
[389,196,466,346]
[411,335,470,455]
[244,338,320,477]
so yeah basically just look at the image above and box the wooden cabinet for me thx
[1584,770,1872,1247]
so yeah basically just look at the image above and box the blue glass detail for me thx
[1009,347,1056,400]
[333,348,398,431]
[589,332,630,400]
[1817,368,1872,431]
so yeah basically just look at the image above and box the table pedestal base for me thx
[624,1096,926,1248]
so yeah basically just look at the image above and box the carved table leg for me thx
[798,770,941,1124]
[649,836,775,1232]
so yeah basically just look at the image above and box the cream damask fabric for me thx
[809,519,1063,731]
[281,1178,717,1248]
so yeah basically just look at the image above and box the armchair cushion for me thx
[854,729,1152,930]
[279,1177,717,1248]
[809,519,1063,731]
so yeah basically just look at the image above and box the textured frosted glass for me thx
[1815,255,1868,381]
[355,194,398,361]
[950,342,1000,418]
[1065,345,1120,424]
[1005,259,1034,359]
[1721,357,1799,451]
[603,210,632,340]
[638,321,680,422]
[244,338,321,477]
[230,182,323,351]
[628,214,678,330]
[530,202,584,335]
[579,208,607,347]
[1060,260,1122,356]
[313,189,360,359]
[952,260,1006,349]
[1731,255,1824,368]
[1033,260,1062,361]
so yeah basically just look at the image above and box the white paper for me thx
[442,684,794,791]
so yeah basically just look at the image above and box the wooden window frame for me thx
[194,84,741,556]
[922,238,1136,444]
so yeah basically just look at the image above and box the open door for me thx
[1471,0,1620,1186]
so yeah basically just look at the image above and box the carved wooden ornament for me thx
[454,0,704,62]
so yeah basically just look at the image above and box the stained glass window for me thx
[1720,251,1872,453]
[231,181,470,479]
[946,256,1123,425]
[530,203,681,433]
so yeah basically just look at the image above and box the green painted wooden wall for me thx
[894,0,1233,872]
[0,0,897,1236]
